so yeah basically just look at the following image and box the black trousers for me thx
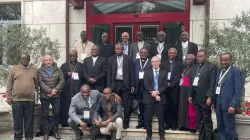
[144,102,165,137]
[165,86,179,127]
[113,80,132,126]
[194,101,213,140]
[137,83,145,126]
[41,97,60,134]
[12,101,35,140]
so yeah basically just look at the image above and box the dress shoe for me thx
[164,125,170,130]
[116,138,121,140]
[135,124,144,129]
[90,136,96,140]
[171,127,177,131]
[190,129,197,133]
[53,132,61,139]
[146,136,152,140]
[160,136,166,140]
[123,124,129,129]
[43,134,49,140]
[26,137,33,140]
[106,135,112,140]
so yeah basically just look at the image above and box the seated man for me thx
[92,88,123,140]
[68,85,120,140]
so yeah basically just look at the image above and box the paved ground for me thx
[0,131,189,140]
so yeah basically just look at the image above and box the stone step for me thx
[59,127,198,139]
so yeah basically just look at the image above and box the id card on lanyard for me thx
[192,65,204,86]
[216,67,231,95]
[139,59,148,79]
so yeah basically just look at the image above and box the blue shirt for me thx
[123,43,129,55]
[45,67,53,76]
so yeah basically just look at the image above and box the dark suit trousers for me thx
[165,86,179,127]
[144,102,165,137]
[215,97,237,140]
[137,82,145,126]
[193,101,213,140]
[113,80,132,125]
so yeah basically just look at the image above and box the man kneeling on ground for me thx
[92,88,123,140]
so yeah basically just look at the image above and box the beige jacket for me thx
[74,41,95,63]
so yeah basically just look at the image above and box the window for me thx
[91,0,186,14]
[163,22,184,45]
[91,24,110,44]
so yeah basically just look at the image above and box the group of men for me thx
[5,29,242,140]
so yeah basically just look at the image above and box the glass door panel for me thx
[114,25,133,44]
[140,25,159,44]
[163,22,184,45]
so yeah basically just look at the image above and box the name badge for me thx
[179,78,183,86]
[216,86,221,95]
[136,53,140,59]
[72,72,79,80]
[167,72,171,80]
[156,54,162,59]
[193,76,199,86]
[83,110,90,120]
[139,71,144,79]
[81,53,87,61]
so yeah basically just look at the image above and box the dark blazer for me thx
[134,59,152,94]
[107,54,135,90]
[213,66,243,110]
[93,95,122,122]
[161,60,182,87]
[83,56,107,92]
[188,61,217,102]
[129,41,151,62]
[175,42,198,63]
[143,69,168,104]
[150,43,171,60]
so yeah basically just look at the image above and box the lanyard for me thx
[196,64,204,77]
[70,62,78,72]
[117,56,123,68]
[81,41,88,51]
[157,43,164,54]
[182,67,191,78]
[140,58,148,71]
[218,66,231,86]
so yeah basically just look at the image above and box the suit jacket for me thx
[188,61,217,102]
[143,69,168,104]
[93,95,122,122]
[134,59,152,94]
[83,56,107,92]
[150,43,171,60]
[107,54,135,90]
[129,41,151,62]
[175,42,198,63]
[161,60,182,88]
[213,66,242,110]
[68,90,102,124]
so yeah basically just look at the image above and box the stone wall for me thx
[0,105,13,131]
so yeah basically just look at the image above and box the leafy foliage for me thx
[0,4,21,20]
[0,24,60,86]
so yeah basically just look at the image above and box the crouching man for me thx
[68,85,121,140]
[92,88,123,140]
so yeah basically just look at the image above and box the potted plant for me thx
[204,11,250,140]
[0,24,60,132]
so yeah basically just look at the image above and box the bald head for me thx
[181,31,189,42]
[122,32,129,43]
[157,31,166,43]
[43,55,54,67]
[80,84,90,99]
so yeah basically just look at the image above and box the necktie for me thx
[154,71,159,90]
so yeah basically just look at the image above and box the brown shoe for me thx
[43,134,49,140]
[54,132,61,140]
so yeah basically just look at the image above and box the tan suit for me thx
[74,41,95,63]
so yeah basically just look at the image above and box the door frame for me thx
[86,0,190,43]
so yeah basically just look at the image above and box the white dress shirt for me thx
[138,41,144,50]
[182,41,189,49]
[92,56,98,66]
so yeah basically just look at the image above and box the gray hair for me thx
[168,47,178,55]
[81,84,90,91]
[151,56,161,63]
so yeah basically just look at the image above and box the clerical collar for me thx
[198,62,205,66]
[103,42,108,45]
[141,59,146,62]
[169,59,175,63]
[223,65,231,71]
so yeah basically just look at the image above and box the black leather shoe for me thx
[171,127,177,131]
[43,134,49,140]
[146,136,152,140]
[90,136,96,140]
[160,136,166,140]
[135,124,144,129]
[190,129,197,133]
[123,123,129,129]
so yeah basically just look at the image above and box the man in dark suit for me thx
[107,43,135,129]
[143,56,168,140]
[176,31,198,64]
[188,50,217,140]
[212,52,242,140]
[150,31,171,60]
[83,45,107,93]
[130,31,151,62]
[121,32,131,55]
[161,48,182,130]
[134,48,152,129]
[92,88,123,140]
[98,32,115,58]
